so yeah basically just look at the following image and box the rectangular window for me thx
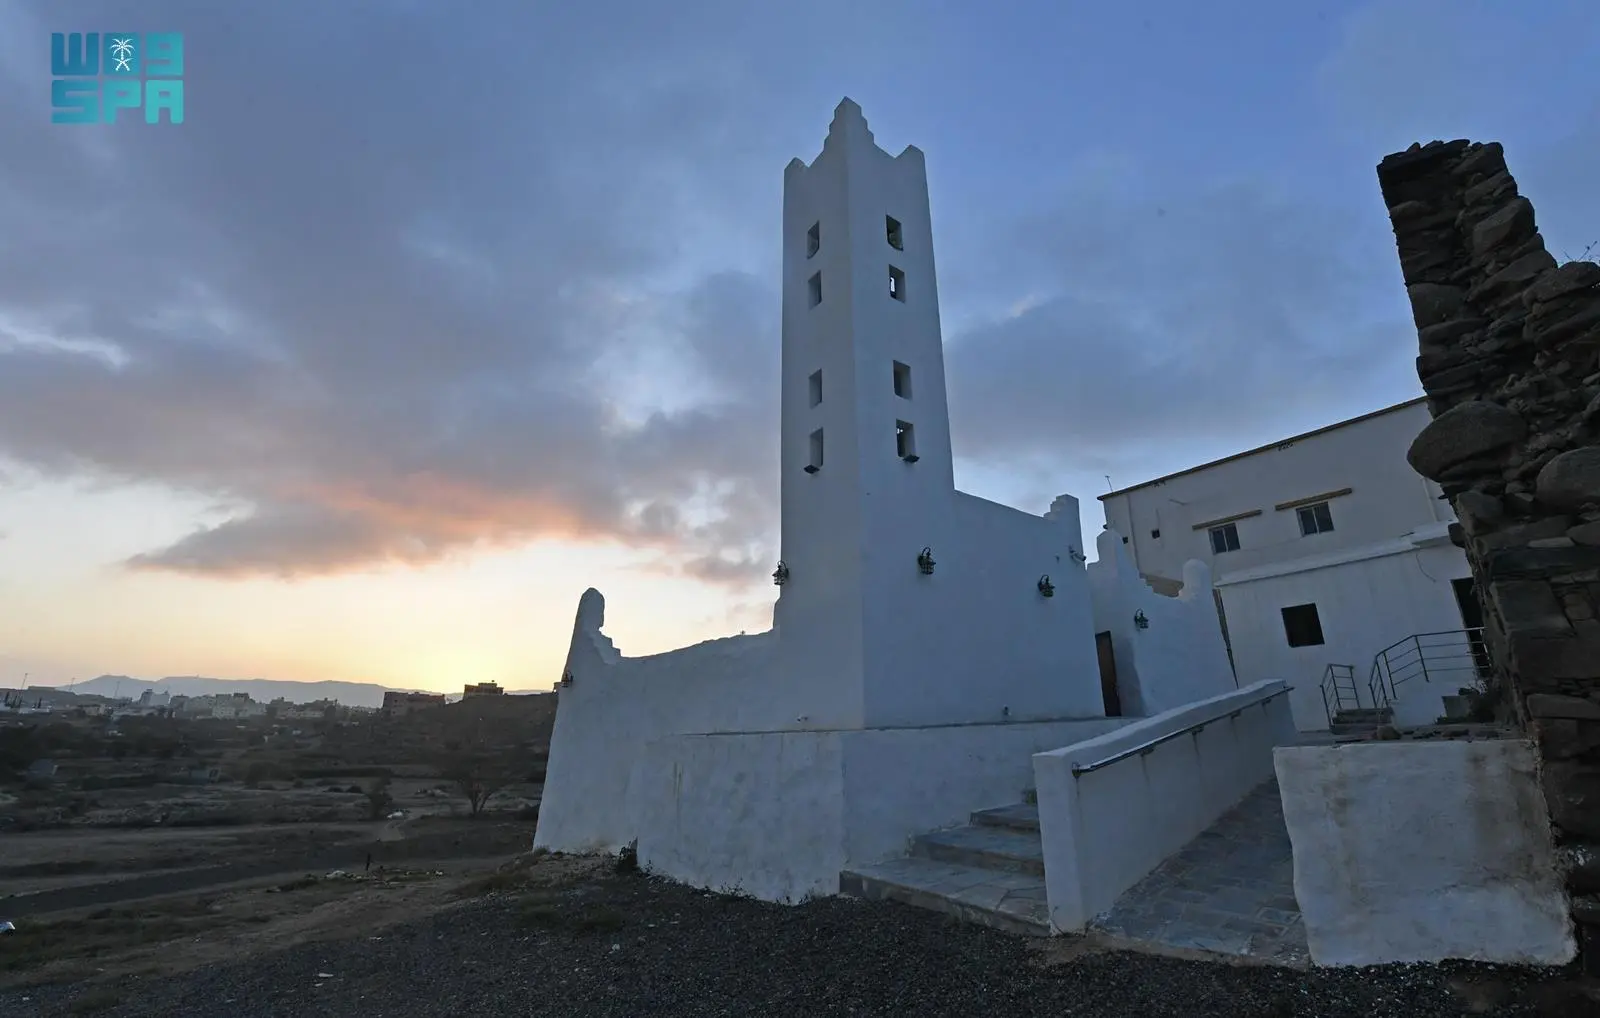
[892,361,912,399]
[1297,501,1335,536]
[1281,603,1325,648]
[888,266,906,302]
[1151,529,1161,539]
[806,222,820,258]
[808,370,823,407]
[895,420,917,460]
[1209,522,1240,554]
[807,272,822,308]
[807,428,824,471]
[886,215,903,251]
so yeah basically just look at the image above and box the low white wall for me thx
[1275,739,1574,967]
[536,589,843,855]
[630,717,1128,902]
[1088,528,1237,716]
[1033,679,1295,932]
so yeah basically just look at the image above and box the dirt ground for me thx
[5,857,1599,1018]
[1,777,536,899]
[0,851,605,992]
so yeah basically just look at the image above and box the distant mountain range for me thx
[42,675,444,709]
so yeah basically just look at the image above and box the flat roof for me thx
[1098,396,1427,501]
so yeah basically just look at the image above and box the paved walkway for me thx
[1089,779,1309,966]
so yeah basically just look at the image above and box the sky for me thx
[0,0,1596,695]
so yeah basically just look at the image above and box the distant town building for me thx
[462,682,504,699]
[382,690,447,717]
[137,689,171,708]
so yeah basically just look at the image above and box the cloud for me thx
[0,0,792,583]
[943,163,1418,469]
[3,0,1588,590]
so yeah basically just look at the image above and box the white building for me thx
[535,100,1239,905]
[1100,398,1481,731]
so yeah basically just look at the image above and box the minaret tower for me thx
[774,99,958,724]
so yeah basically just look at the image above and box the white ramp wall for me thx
[1275,739,1574,967]
[1033,680,1295,932]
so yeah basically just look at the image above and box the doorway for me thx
[1095,631,1123,717]
[1451,577,1493,680]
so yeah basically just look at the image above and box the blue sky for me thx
[0,0,1595,692]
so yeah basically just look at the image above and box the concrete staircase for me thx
[1330,706,1393,740]
[839,789,1051,936]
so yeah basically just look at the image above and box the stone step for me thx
[1333,709,1392,721]
[839,857,1050,937]
[912,823,1045,876]
[971,803,1039,832]
[1329,722,1382,735]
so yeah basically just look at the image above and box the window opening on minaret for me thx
[892,361,912,399]
[808,272,823,307]
[888,266,905,302]
[885,216,903,251]
[809,370,823,407]
[896,420,917,460]
[806,222,820,258]
[808,429,825,471]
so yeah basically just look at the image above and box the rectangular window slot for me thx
[888,266,906,302]
[1281,603,1325,648]
[886,215,903,251]
[806,222,820,258]
[808,272,822,308]
[808,370,823,407]
[1297,502,1335,536]
[896,420,918,461]
[1209,522,1240,554]
[806,429,824,473]
[1151,529,1161,539]
[892,361,912,399]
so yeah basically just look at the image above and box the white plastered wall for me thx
[1087,528,1237,716]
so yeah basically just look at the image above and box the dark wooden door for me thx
[1095,631,1123,717]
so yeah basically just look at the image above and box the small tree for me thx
[441,754,508,818]
[365,775,393,820]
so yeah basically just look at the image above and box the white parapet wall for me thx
[1033,679,1295,933]
[628,717,1128,903]
[1087,528,1238,717]
[1275,738,1575,967]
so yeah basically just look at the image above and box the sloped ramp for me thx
[1088,779,1310,966]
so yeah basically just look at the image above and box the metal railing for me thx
[1319,663,1361,728]
[1071,685,1289,777]
[1367,627,1491,707]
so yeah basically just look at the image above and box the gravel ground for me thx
[1,869,1591,1018]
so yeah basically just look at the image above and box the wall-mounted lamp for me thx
[803,464,820,474]
[1037,574,1055,598]
[560,670,574,687]
[1067,546,1086,564]
[917,547,936,575]
[772,560,790,586]
[1133,610,1150,630]
[902,454,920,464]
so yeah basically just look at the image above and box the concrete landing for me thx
[840,796,1049,936]
[1089,779,1309,966]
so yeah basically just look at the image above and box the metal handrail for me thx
[1319,663,1360,727]
[1071,686,1290,777]
[1372,627,1489,701]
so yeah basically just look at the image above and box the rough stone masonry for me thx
[1377,139,1600,973]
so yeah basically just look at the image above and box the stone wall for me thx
[1376,139,1600,971]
